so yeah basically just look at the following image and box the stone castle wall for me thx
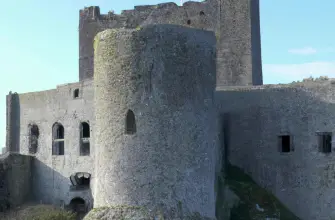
[216,0,263,87]
[12,80,95,208]
[79,0,263,87]
[79,0,219,81]
[0,153,32,211]
[93,25,220,218]
[216,80,335,220]
[3,0,266,217]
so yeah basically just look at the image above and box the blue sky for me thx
[0,0,334,148]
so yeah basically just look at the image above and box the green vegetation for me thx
[225,164,300,220]
[0,204,76,220]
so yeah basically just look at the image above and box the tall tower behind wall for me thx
[216,0,263,86]
[78,1,219,82]
[79,7,101,81]
[79,0,263,85]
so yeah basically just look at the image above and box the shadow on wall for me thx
[31,158,94,217]
[0,153,32,212]
[8,93,21,153]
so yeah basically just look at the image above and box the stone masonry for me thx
[5,0,335,220]
[93,25,219,218]
[0,153,32,212]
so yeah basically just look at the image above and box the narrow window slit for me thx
[125,110,136,135]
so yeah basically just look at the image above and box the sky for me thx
[0,0,334,149]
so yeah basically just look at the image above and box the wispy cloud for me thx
[263,61,335,81]
[288,47,317,55]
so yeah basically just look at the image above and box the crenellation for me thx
[79,6,100,21]
[78,0,224,82]
[156,2,178,9]
[79,0,262,86]
[134,5,156,12]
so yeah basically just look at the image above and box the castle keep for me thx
[3,0,335,219]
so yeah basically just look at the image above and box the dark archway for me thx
[69,197,86,218]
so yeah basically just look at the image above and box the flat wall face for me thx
[216,0,263,86]
[217,82,335,220]
[94,25,220,218]
[0,153,32,211]
[15,80,95,208]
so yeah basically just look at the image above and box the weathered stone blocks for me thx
[93,25,220,219]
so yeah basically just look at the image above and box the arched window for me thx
[125,110,136,134]
[52,123,65,155]
[28,124,39,154]
[70,172,91,188]
[80,122,90,156]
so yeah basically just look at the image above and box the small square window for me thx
[74,89,79,98]
[317,132,332,153]
[278,135,292,153]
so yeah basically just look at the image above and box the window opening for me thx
[70,172,91,190]
[80,122,90,156]
[29,124,39,154]
[52,123,65,155]
[278,135,292,153]
[317,132,332,153]
[74,89,79,98]
[125,110,136,134]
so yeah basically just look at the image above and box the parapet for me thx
[216,76,335,92]
[79,6,101,20]
[79,0,219,81]
[79,0,262,87]
[79,0,218,30]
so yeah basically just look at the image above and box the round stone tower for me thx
[93,24,220,219]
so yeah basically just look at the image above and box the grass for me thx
[0,204,76,220]
[225,164,301,220]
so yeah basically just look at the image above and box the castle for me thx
[2,0,335,219]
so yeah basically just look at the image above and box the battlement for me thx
[78,0,220,81]
[216,76,335,93]
[79,0,263,88]
[79,6,101,20]
[79,1,214,25]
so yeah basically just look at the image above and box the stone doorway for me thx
[68,197,86,219]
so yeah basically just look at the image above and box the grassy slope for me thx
[0,204,76,220]
[225,164,300,220]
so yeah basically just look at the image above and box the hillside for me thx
[219,164,301,220]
